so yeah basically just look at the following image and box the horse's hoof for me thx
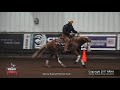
[45,65,51,68]
[83,65,87,68]
[74,62,77,64]
[63,65,66,68]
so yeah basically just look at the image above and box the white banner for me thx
[23,34,31,49]
[117,34,120,50]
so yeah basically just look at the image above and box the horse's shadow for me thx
[42,65,87,68]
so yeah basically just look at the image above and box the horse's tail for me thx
[32,44,47,59]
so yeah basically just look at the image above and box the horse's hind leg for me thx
[37,48,46,58]
[45,53,54,68]
[32,47,45,58]
[55,54,66,68]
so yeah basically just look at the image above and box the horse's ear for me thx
[85,37,90,42]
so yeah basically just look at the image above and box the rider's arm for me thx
[71,26,78,33]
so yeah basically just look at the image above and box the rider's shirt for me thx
[62,23,78,36]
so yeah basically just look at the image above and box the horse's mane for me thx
[78,36,91,42]
[73,36,91,46]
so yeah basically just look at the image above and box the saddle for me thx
[55,37,73,50]
[55,38,65,46]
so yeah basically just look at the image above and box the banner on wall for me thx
[23,34,33,49]
[41,34,117,50]
[0,34,23,50]
[80,34,117,50]
[117,34,120,50]
[33,34,47,49]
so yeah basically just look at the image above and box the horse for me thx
[32,33,91,68]
[32,38,67,67]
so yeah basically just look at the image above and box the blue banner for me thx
[0,34,24,50]
[31,33,117,50]
[86,35,117,50]
[45,34,117,50]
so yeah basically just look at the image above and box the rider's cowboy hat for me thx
[68,19,73,23]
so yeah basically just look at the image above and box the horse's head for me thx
[78,36,91,52]
[78,36,91,43]
[84,36,91,43]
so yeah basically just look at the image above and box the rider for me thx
[62,20,78,53]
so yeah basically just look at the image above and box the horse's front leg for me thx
[74,55,81,64]
[70,47,81,64]
[55,54,66,68]
[80,59,86,68]
[74,49,86,68]
[74,49,81,64]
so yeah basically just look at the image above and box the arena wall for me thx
[0,12,120,33]
[0,32,120,57]
[0,12,120,57]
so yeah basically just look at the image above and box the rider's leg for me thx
[45,53,54,67]
[64,36,70,52]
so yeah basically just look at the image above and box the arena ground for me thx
[0,55,120,78]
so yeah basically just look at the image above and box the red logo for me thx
[6,63,18,75]
[6,70,17,75]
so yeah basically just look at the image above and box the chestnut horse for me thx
[32,33,91,68]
